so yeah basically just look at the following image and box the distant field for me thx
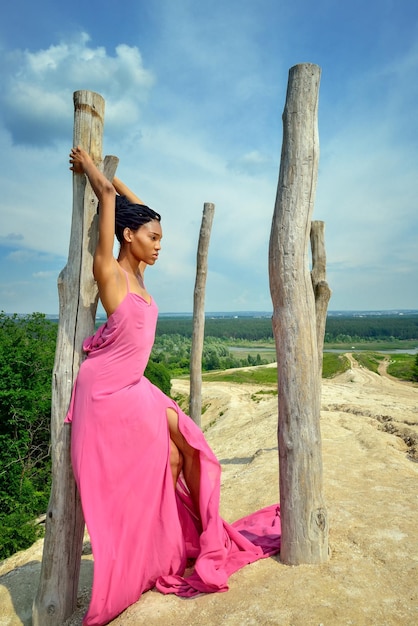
[203,366,278,385]
[228,344,277,363]
[202,352,351,384]
[201,351,416,383]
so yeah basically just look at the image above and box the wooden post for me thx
[268,64,329,565]
[33,91,118,625]
[310,220,332,377]
[189,202,215,427]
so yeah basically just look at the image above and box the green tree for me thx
[145,360,172,396]
[203,348,221,371]
[0,312,57,558]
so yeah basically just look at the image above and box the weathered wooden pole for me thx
[189,202,215,427]
[33,91,118,624]
[268,64,329,565]
[310,220,332,377]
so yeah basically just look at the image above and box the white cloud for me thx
[7,250,38,262]
[32,271,57,279]
[0,34,154,146]
[0,233,24,244]
[227,150,276,177]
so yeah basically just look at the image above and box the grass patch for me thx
[202,366,278,385]
[251,389,278,402]
[177,352,416,387]
[172,392,189,411]
[386,353,417,381]
[352,352,385,374]
[203,418,218,432]
[202,354,350,384]
[322,353,351,378]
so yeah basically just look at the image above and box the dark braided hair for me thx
[114,195,161,244]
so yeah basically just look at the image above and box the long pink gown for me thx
[65,271,281,626]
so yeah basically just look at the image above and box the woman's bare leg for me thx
[166,408,201,520]
[169,439,183,488]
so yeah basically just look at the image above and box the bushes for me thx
[0,312,56,560]
[145,361,172,396]
[0,511,42,559]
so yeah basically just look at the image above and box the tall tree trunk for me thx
[268,64,329,565]
[189,202,215,427]
[310,220,332,377]
[33,91,118,624]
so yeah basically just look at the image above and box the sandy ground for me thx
[1,355,417,626]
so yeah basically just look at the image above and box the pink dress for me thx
[65,271,281,626]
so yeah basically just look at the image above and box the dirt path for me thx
[329,353,418,461]
[377,355,391,378]
[377,354,413,384]
[1,358,418,626]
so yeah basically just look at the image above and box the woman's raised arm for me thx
[113,176,145,206]
[69,146,117,283]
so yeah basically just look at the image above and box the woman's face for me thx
[125,220,162,265]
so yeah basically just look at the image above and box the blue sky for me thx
[0,0,417,314]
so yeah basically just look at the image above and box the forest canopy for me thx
[156,314,418,342]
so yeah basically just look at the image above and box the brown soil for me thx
[1,355,417,626]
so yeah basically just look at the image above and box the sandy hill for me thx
[1,356,417,626]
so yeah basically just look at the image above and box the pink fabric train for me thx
[65,272,280,625]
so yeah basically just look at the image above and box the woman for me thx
[65,146,280,626]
